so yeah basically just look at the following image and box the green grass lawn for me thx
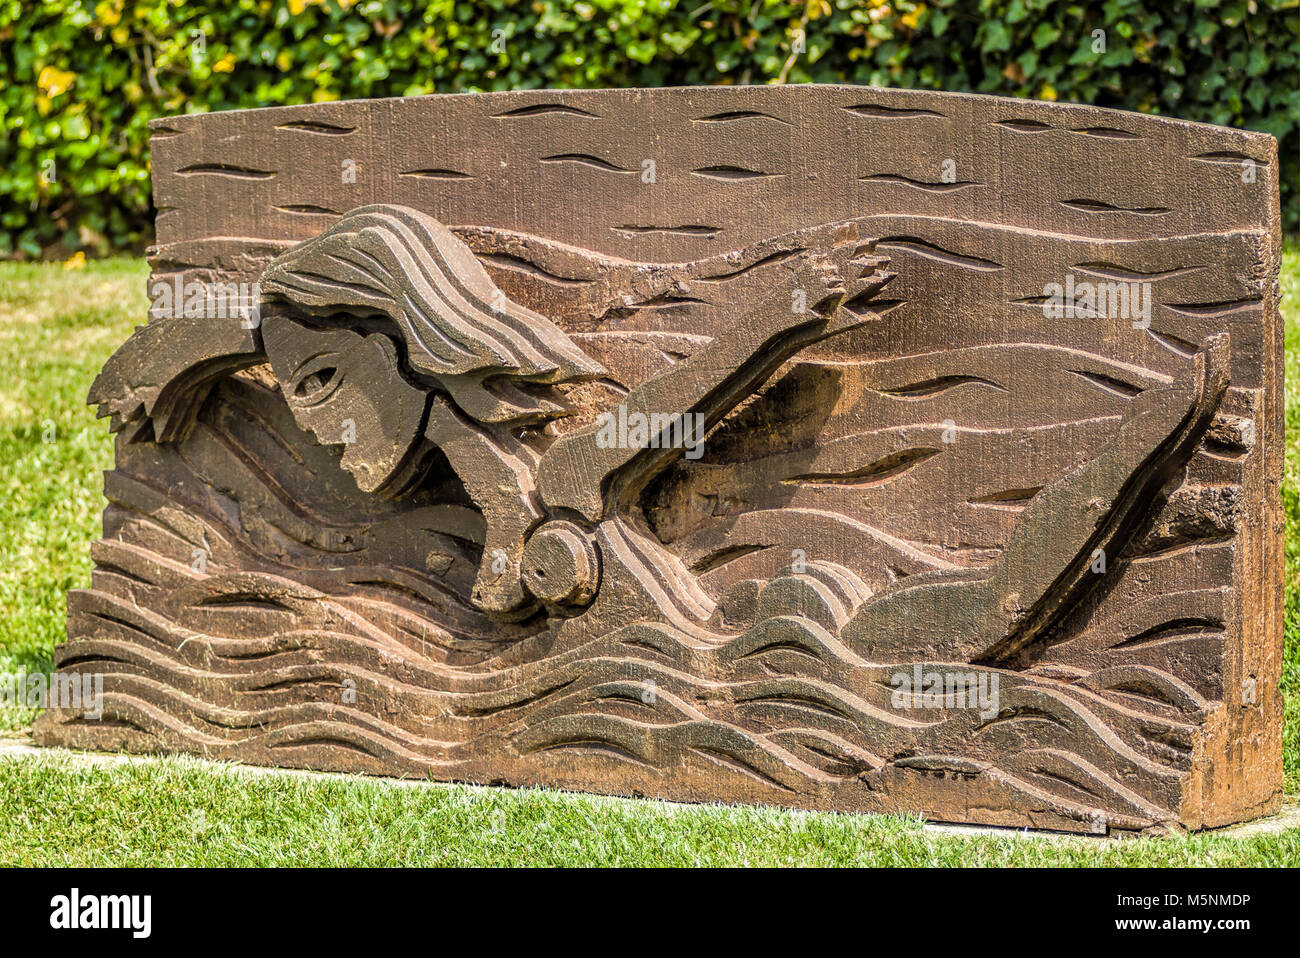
[0,251,1297,867]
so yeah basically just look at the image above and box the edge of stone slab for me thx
[3,738,1296,842]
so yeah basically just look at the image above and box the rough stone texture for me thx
[35,86,1283,834]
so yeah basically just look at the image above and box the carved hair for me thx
[260,205,602,403]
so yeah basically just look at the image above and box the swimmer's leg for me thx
[842,335,1230,665]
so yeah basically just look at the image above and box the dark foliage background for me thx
[3,0,1297,256]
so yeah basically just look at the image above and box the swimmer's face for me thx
[261,313,428,495]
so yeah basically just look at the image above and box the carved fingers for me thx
[87,315,262,443]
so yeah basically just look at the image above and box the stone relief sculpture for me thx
[36,87,1283,834]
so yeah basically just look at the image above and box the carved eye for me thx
[293,365,340,404]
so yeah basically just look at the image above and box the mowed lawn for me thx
[0,250,1297,867]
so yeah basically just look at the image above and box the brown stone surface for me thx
[34,86,1283,833]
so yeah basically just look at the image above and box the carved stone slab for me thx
[35,87,1283,833]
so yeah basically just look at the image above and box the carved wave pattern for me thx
[44,373,1232,833]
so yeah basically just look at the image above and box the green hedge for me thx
[3,0,1297,257]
